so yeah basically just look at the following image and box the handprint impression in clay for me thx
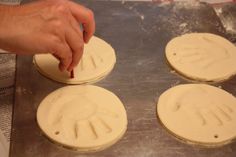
[174,36,230,69]
[48,95,119,141]
[78,50,104,71]
[169,87,234,126]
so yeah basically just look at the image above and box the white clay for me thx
[37,85,127,151]
[157,84,236,146]
[34,36,116,84]
[166,33,236,82]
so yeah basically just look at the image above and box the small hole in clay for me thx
[55,131,60,135]
[214,135,218,138]
[173,53,177,56]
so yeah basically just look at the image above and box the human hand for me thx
[0,0,95,72]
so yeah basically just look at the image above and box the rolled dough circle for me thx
[157,84,236,146]
[166,33,236,82]
[34,36,116,84]
[37,85,127,151]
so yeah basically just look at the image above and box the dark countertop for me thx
[11,1,236,157]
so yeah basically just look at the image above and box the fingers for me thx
[45,0,94,71]
[67,1,95,43]
[59,57,71,72]
[65,14,84,72]
[50,41,72,72]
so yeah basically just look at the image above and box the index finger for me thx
[68,1,95,43]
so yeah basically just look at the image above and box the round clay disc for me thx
[37,85,127,151]
[166,33,236,82]
[34,36,116,84]
[157,84,236,146]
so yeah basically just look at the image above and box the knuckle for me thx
[50,35,62,43]
[52,20,64,28]
[86,9,94,20]
[55,2,69,14]
[48,38,63,54]
[49,1,68,15]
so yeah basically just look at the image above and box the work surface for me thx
[11,1,236,157]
